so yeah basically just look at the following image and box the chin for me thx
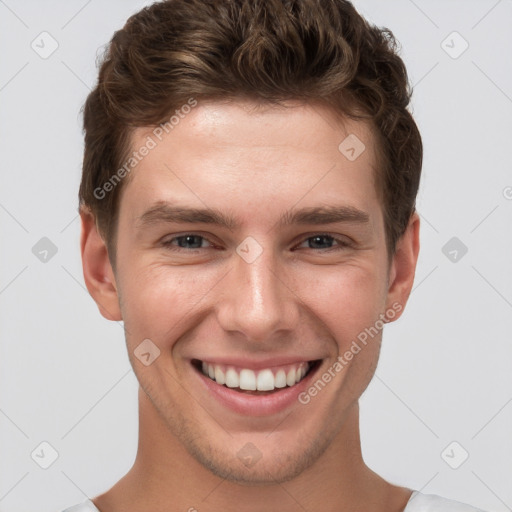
[182,428,335,486]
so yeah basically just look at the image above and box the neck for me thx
[92,387,412,512]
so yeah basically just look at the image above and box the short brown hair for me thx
[79,0,422,260]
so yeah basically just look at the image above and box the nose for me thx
[216,239,301,344]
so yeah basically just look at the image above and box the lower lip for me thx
[194,362,321,416]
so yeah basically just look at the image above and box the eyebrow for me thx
[136,201,370,231]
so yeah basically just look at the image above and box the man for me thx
[63,0,486,510]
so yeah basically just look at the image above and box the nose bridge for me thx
[217,236,298,340]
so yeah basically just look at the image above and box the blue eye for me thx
[296,234,349,251]
[163,234,210,250]
[161,233,350,252]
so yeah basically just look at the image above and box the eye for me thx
[160,232,351,253]
[295,233,350,251]
[162,234,213,251]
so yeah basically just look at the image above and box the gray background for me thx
[0,1,511,511]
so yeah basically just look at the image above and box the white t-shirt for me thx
[60,491,487,511]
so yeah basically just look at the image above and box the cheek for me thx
[298,261,387,347]
[117,260,220,347]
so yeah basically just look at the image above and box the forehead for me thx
[121,100,381,221]
[134,99,376,160]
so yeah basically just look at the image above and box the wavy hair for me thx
[79,0,422,259]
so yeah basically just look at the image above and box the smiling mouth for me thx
[191,359,322,395]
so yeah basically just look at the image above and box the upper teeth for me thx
[201,361,310,391]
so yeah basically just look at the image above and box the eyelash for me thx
[161,233,351,252]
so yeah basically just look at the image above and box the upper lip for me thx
[192,356,321,371]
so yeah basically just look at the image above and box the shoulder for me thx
[60,499,100,512]
[404,491,487,512]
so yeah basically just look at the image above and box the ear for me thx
[384,212,420,321]
[80,208,122,321]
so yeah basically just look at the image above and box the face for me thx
[82,99,418,485]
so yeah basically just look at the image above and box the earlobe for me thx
[385,212,420,321]
[80,208,122,321]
